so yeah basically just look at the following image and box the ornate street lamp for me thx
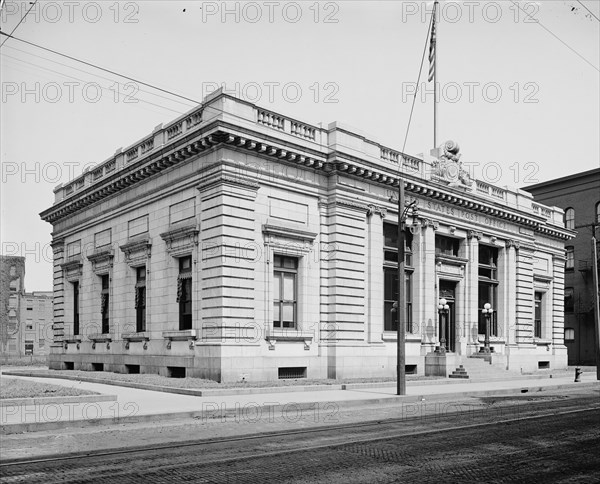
[481,302,494,354]
[437,297,450,354]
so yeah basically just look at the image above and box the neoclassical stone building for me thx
[41,90,573,381]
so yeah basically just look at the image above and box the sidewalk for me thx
[1,371,598,434]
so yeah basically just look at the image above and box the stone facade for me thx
[525,169,600,365]
[40,90,573,381]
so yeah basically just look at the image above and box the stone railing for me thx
[532,202,552,219]
[257,109,285,130]
[475,180,505,200]
[256,108,320,142]
[380,147,421,172]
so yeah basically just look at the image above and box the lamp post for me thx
[481,302,493,354]
[437,298,449,354]
[392,183,418,396]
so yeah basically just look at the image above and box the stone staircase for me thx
[448,356,521,380]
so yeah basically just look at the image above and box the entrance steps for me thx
[448,356,521,380]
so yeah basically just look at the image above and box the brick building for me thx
[1,255,53,357]
[40,90,573,381]
[525,169,600,365]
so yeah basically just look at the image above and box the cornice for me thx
[40,124,570,242]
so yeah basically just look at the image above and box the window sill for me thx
[382,332,421,342]
[123,332,150,342]
[162,330,198,341]
[88,333,113,342]
[266,330,314,342]
[534,338,553,346]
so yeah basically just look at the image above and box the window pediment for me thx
[87,249,114,274]
[60,257,83,282]
[120,237,152,266]
[160,223,199,255]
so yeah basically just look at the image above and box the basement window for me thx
[278,367,307,379]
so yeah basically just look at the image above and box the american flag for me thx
[428,16,436,82]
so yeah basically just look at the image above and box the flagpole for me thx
[433,0,438,149]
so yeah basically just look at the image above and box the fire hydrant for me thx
[574,367,582,382]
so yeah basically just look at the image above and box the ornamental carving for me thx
[468,230,482,240]
[367,204,387,219]
[506,239,521,250]
[120,238,152,266]
[421,218,439,230]
[160,224,199,255]
[430,141,474,189]
[87,249,114,275]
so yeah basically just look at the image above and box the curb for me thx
[1,381,597,435]
[0,394,117,407]
[3,370,574,397]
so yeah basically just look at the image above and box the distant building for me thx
[525,169,600,365]
[40,90,573,381]
[1,255,53,357]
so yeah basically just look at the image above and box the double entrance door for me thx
[439,280,456,353]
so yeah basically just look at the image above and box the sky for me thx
[1,0,599,291]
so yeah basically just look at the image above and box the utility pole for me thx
[397,181,406,396]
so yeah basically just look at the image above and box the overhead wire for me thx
[1,52,186,115]
[575,0,600,22]
[2,44,195,110]
[0,0,38,48]
[509,0,599,72]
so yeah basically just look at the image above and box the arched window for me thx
[564,207,575,230]
[596,202,600,224]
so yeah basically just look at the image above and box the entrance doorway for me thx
[439,280,457,353]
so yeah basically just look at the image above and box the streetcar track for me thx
[1,399,598,469]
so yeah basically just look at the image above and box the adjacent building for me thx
[1,255,53,357]
[40,90,573,381]
[525,169,600,365]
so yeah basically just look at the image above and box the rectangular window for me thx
[383,223,413,333]
[435,235,459,257]
[478,245,499,336]
[478,282,498,336]
[534,292,542,338]
[177,256,192,330]
[564,287,574,313]
[73,281,80,336]
[565,247,574,270]
[383,222,412,265]
[384,268,412,332]
[564,328,575,342]
[273,255,298,329]
[101,275,110,334]
[135,266,147,332]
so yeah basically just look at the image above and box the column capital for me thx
[505,239,520,250]
[367,204,387,219]
[421,218,439,230]
[468,230,482,240]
